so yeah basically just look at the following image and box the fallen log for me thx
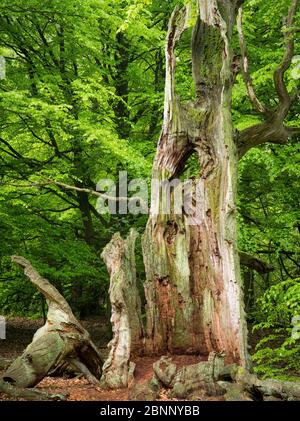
[153,352,225,398]
[1,256,103,394]
[133,353,300,401]
[231,366,300,401]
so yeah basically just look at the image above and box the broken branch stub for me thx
[100,229,144,389]
[1,256,103,390]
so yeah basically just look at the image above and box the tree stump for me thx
[100,229,144,389]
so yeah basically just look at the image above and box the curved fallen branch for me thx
[0,256,103,396]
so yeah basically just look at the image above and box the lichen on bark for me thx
[141,0,249,367]
[101,229,144,388]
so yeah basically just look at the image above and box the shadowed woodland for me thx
[0,0,299,401]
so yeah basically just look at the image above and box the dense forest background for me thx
[0,0,299,379]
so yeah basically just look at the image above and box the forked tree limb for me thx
[237,0,299,158]
[237,120,293,158]
[274,0,298,118]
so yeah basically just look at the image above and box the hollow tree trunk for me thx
[142,0,249,366]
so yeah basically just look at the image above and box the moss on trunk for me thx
[142,0,249,367]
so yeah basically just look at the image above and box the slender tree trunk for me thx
[142,0,249,366]
[76,188,95,246]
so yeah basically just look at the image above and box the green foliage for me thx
[0,0,169,318]
[252,279,300,380]
[0,2,299,388]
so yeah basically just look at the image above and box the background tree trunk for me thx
[142,0,249,366]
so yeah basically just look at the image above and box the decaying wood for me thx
[0,379,67,401]
[1,256,103,393]
[153,352,225,398]
[218,366,300,401]
[0,357,11,370]
[100,229,144,389]
[137,354,300,401]
[142,0,249,366]
[141,0,298,368]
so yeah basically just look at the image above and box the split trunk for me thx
[143,0,248,366]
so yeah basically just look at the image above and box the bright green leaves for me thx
[291,55,300,80]
[252,278,300,380]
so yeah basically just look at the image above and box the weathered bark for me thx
[142,1,249,366]
[1,256,102,389]
[0,358,11,370]
[219,366,300,401]
[131,354,300,401]
[100,229,144,389]
[153,352,225,398]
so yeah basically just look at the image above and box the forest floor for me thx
[0,317,224,401]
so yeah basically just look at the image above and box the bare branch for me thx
[237,7,270,116]
[274,0,298,118]
[237,1,299,158]
[1,179,148,209]
[286,126,300,135]
[239,251,274,274]
[237,120,290,159]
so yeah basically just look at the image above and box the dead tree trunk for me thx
[142,1,249,365]
[1,256,103,390]
[100,229,144,388]
[142,0,299,366]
